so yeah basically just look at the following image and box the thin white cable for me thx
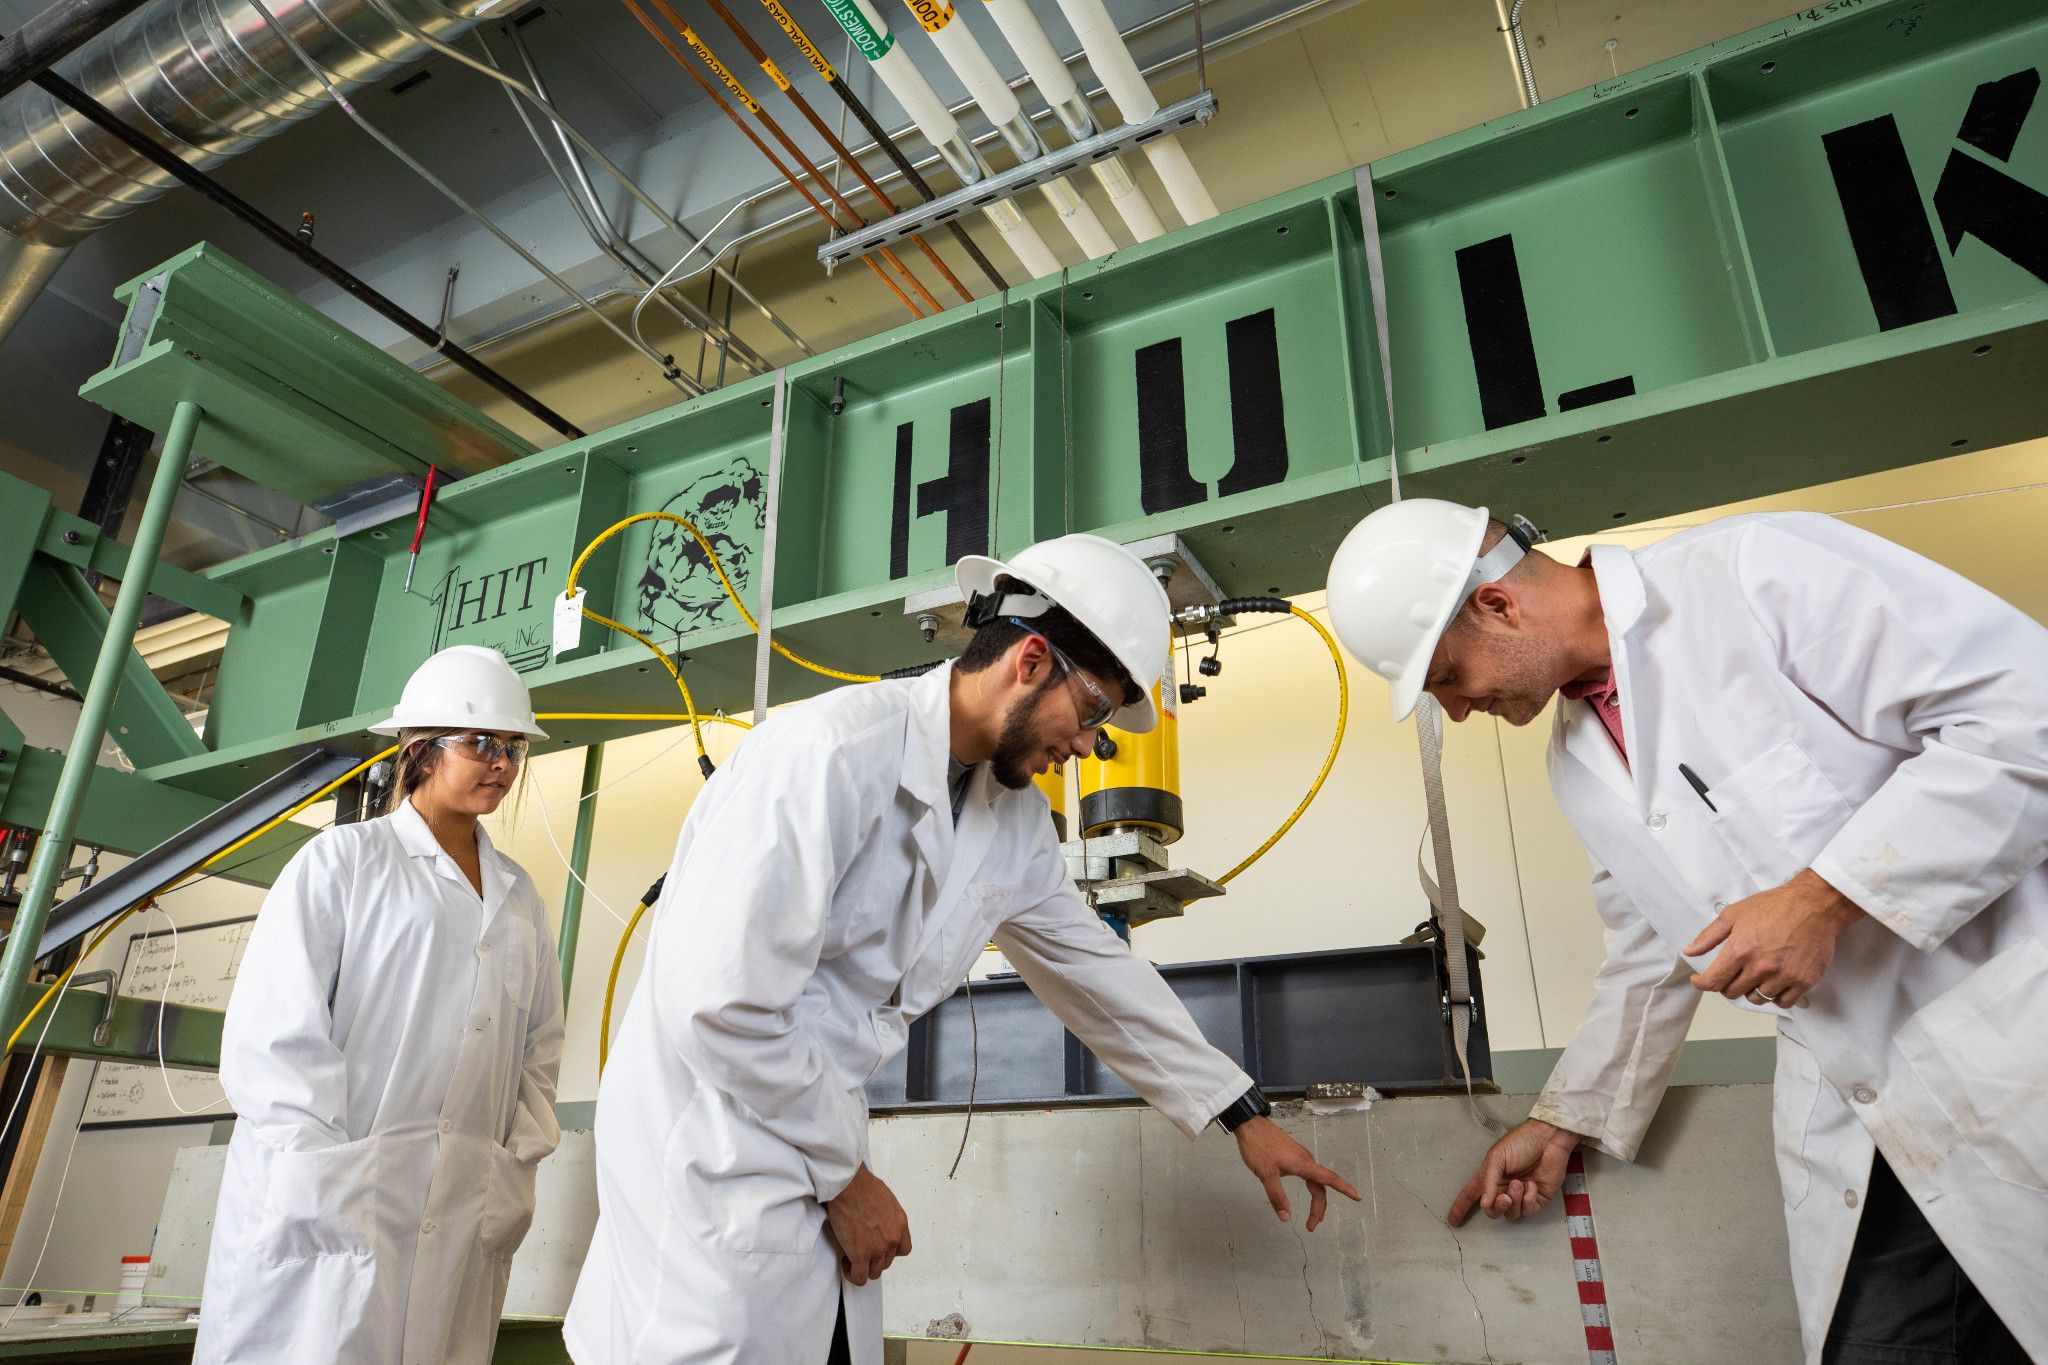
[0,981,82,1326]
[522,718,738,938]
[1614,478,2048,538]
[148,904,229,1118]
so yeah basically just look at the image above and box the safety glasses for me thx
[434,732,530,766]
[1007,619,1118,730]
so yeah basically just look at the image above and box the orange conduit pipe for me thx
[616,0,935,318]
[698,0,973,305]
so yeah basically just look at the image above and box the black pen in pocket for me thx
[1678,763,1716,812]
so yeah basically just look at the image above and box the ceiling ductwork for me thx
[0,0,505,345]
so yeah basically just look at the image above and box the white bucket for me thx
[112,1256,149,1312]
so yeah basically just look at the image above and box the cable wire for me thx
[599,899,652,1074]
[567,513,881,686]
[249,0,695,390]
[357,0,812,358]
[2,750,395,1055]
[1209,604,1349,889]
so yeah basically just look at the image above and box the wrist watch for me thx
[1214,1085,1272,1134]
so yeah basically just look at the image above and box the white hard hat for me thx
[369,645,549,739]
[955,534,1169,733]
[1325,499,1526,723]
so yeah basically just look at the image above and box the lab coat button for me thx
[1851,1085,1877,1105]
[1845,1190,1859,1209]
[440,1119,453,1133]
[1712,900,1729,912]
[1646,812,1668,831]
[421,1221,436,1235]
[478,939,490,952]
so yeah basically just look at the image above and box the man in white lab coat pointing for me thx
[567,533,1359,1365]
[1325,500,2046,1364]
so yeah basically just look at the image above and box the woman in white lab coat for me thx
[193,645,565,1365]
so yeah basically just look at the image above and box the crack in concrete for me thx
[1295,1225,1324,1348]
[1450,1232,1493,1365]
[1391,1175,1492,1365]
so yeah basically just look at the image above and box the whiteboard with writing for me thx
[81,915,253,1129]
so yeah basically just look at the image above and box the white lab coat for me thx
[193,799,565,1365]
[564,663,1252,1365]
[1527,513,2048,1363]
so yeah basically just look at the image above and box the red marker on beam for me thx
[404,464,439,593]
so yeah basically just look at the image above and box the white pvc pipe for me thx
[901,0,1120,260]
[982,0,1164,242]
[1050,0,1217,224]
[818,0,1064,277]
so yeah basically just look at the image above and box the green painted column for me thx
[557,743,604,1004]
[0,400,200,1035]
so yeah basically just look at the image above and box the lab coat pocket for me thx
[1894,937,2048,1193]
[479,1143,538,1259]
[256,1135,381,1265]
[1770,1035,1823,1210]
[1710,740,1853,887]
[499,919,538,1007]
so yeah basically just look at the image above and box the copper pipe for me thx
[698,0,974,305]
[653,0,940,313]
[626,0,939,316]
[615,0,926,318]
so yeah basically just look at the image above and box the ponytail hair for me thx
[384,727,461,815]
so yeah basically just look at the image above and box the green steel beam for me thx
[35,511,247,625]
[0,745,309,886]
[4,987,224,1072]
[58,0,2048,801]
[558,743,603,1005]
[14,559,205,770]
[79,243,538,507]
[0,402,201,1048]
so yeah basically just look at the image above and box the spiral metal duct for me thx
[0,0,501,340]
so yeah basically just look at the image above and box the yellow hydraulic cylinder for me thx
[1078,650,1182,844]
[1033,760,1069,840]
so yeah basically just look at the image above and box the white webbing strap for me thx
[1360,159,1491,1119]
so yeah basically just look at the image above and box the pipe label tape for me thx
[902,0,955,33]
[682,27,763,113]
[760,56,793,91]
[761,0,841,80]
[820,0,896,59]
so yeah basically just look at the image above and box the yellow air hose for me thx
[2,709,746,1059]
[564,512,880,770]
[1207,602,1350,891]
[3,745,400,1055]
[599,897,653,1075]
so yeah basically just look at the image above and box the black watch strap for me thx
[1214,1085,1272,1133]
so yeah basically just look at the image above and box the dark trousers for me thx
[1821,1155,2028,1364]
[826,1291,851,1365]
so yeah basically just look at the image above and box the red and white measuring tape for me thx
[1564,1149,1618,1365]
